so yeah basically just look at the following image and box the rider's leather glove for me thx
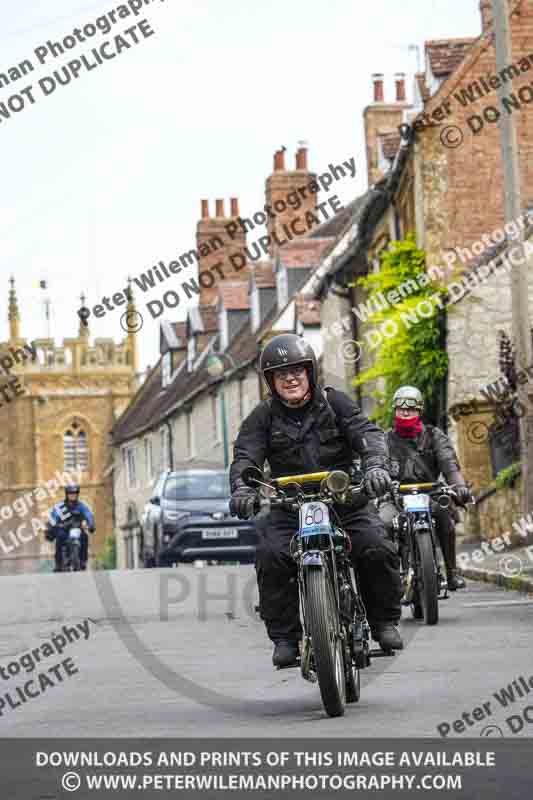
[363,467,392,498]
[455,485,472,505]
[229,487,258,520]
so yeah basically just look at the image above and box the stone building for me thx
[0,278,139,574]
[310,0,533,538]
[110,146,351,569]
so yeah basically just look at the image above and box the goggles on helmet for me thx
[394,398,421,409]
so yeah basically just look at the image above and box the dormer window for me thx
[251,285,260,332]
[162,351,171,387]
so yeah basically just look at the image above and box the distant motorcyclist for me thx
[229,333,403,668]
[45,484,95,572]
[379,386,471,590]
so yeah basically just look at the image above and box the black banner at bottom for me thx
[1,738,531,799]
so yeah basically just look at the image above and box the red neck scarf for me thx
[394,414,423,438]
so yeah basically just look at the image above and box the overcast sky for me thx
[1,0,482,372]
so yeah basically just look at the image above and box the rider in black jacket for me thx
[229,334,403,667]
[380,386,471,590]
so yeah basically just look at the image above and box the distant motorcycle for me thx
[242,466,395,719]
[388,481,459,625]
[58,514,87,572]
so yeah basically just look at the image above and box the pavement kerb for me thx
[458,566,533,594]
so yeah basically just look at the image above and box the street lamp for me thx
[206,352,237,469]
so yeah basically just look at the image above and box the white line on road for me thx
[461,600,533,607]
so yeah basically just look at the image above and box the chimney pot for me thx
[215,198,225,217]
[372,73,384,103]
[201,199,209,218]
[273,149,285,171]
[295,146,308,170]
[394,72,406,102]
[230,197,239,216]
[479,0,493,32]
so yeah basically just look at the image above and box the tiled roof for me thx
[251,260,276,288]
[280,237,333,269]
[425,38,476,77]
[295,294,320,326]
[219,281,250,310]
[112,304,278,446]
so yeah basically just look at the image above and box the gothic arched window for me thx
[63,422,89,472]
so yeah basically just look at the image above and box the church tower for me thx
[0,278,139,575]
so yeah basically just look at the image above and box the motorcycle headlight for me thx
[325,471,350,495]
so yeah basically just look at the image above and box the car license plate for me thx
[201,529,238,540]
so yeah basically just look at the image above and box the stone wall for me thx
[464,478,523,544]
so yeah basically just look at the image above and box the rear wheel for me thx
[306,567,346,718]
[416,533,439,625]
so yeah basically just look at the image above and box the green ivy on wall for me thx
[351,234,448,428]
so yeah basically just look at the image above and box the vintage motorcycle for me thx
[242,466,395,719]
[388,481,459,625]
[58,514,87,572]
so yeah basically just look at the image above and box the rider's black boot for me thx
[447,569,466,590]
[371,623,403,651]
[272,640,299,667]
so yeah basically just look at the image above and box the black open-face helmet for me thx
[65,484,80,502]
[259,333,317,395]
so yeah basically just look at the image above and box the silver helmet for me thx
[392,385,423,411]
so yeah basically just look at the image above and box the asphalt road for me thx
[1,566,532,738]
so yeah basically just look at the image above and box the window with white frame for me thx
[187,412,196,458]
[211,393,221,443]
[125,445,137,488]
[162,351,172,387]
[187,336,196,370]
[144,436,153,482]
[160,427,171,471]
[277,266,288,308]
[250,287,260,332]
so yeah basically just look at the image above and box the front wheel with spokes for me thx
[306,567,346,717]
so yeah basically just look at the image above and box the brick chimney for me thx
[196,198,247,306]
[395,72,406,102]
[363,72,412,186]
[264,146,317,257]
[480,0,493,32]
[372,73,384,103]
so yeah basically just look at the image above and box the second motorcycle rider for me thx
[229,334,403,668]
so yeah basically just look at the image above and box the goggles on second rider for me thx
[272,364,307,380]
[395,398,420,410]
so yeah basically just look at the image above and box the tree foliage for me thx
[352,234,448,427]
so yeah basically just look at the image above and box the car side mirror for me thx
[150,496,161,506]
[241,466,264,488]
